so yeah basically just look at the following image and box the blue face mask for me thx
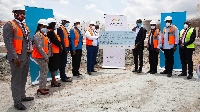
[41,28,47,34]
[64,23,69,27]
[137,23,142,27]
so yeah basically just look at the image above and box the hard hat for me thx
[150,20,157,25]
[89,21,95,25]
[137,17,142,21]
[47,18,56,25]
[12,4,25,11]
[61,16,70,22]
[38,19,47,26]
[74,19,81,24]
[164,16,172,21]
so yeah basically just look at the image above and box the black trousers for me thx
[132,47,143,70]
[71,49,82,75]
[164,49,174,73]
[179,48,194,75]
[149,50,158,72]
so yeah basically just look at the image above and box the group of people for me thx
[133,17,196,79]
[3,6,196,110]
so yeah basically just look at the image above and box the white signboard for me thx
[105,15,127,31]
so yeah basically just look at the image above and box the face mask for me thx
[166,22,171,27]
[55,25,57,30]
[15,13,25,21]
[151,26,155,29]
[64,23,69,27]
[184,24,188,29]
[137,23,142,27]
[77,25,81,29]
[92,26,95,30]
[41,28,47,34]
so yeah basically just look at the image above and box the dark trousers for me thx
[86,45,98,72]
[132,47,143,70]
[179,48,194,76]
[71,49,82,75]
[149,50,158,72]
[164,49,174,73]
[59,52,68,79]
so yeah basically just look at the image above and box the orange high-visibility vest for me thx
[147,29,159,48]
[86,29,94,46]
[60,26,69,47]
[71,28,79,47]
[47,30,61,53]
[32,32,48,58]
[162,25,176,45]
[8,20,30,54]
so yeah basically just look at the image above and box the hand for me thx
[156,48,160,53]
[180,44,184,49]
[98,36,100,38]
[72,50,76,55]
[14,58,21,67]
[173,46,177,52]
[45,59,48,64]
[134,44,138,49]
[27,50,32,56]
[65,51,69,54]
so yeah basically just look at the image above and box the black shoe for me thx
[137,69,142,73]
[88,72,92,75]
[14,102,26,110]
[61,78,72,82]
[132,69,137,72]
[21,97,34,101]
[147,70,151,73]
[167,73,172,77]
[160,70,168,74]
[178,73,187,76]
[187,75,193,79]
[91,71,97,72]
[150,71,155,74]
[51,82,61,87]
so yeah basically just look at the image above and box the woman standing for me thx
[33,19,50,95]
[47,18,63,87]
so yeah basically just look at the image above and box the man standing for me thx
[85,21,99,75]
[3,5,33,110]
[160,16,179,77]
[147,20,162,74]
[57,17,72,82]
[132,18,147,73]
[70,19,83,77]
[178,21,196,79]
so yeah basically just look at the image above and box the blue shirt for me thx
[70,27,83,51]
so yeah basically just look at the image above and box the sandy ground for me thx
[0,67,200,112]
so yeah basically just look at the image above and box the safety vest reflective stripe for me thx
[179,28,195,48]
[60,26,69,47]
[71,28,79,47]
[86,29,93,46]
[147,29,159,48]
[32,32,49,58]
[8,20,24,54]
[162,25,175,45]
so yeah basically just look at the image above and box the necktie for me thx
[21,23,30,50]
[180,30,186,44]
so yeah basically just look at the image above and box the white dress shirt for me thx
[135,26,141,37]
[85,29,98,46]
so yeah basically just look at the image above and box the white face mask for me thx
[184,24,188,29]
[166,22,171,27]
[77,25,81,29]
[151,26,155,29]
[92,26,95,30]
[41,28,47,34]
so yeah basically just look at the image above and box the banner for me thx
[160,12,186,70]
[25,6,59,85]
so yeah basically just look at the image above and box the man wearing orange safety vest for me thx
[147,20,162,74]
[160,16,179,77]
[57,17,72,82]
[85,21,99,75]
[3,5,33,110]
[70,19,83,77]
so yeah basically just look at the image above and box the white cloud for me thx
[85,4,96,10]
[95,9,104,15]
[59,0,69,5]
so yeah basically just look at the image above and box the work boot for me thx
[178,73,187,76]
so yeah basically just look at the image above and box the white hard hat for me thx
[12,4,25,11]
[137,17,142,21]
[74,19,81,24]
[38,19,47,26]
[164,16,172,21]
[89,21,95,25]
[61,16,70,22]
[150,20,157,25]
[47,18,56,25]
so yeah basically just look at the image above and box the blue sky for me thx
[0,0,200,23]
